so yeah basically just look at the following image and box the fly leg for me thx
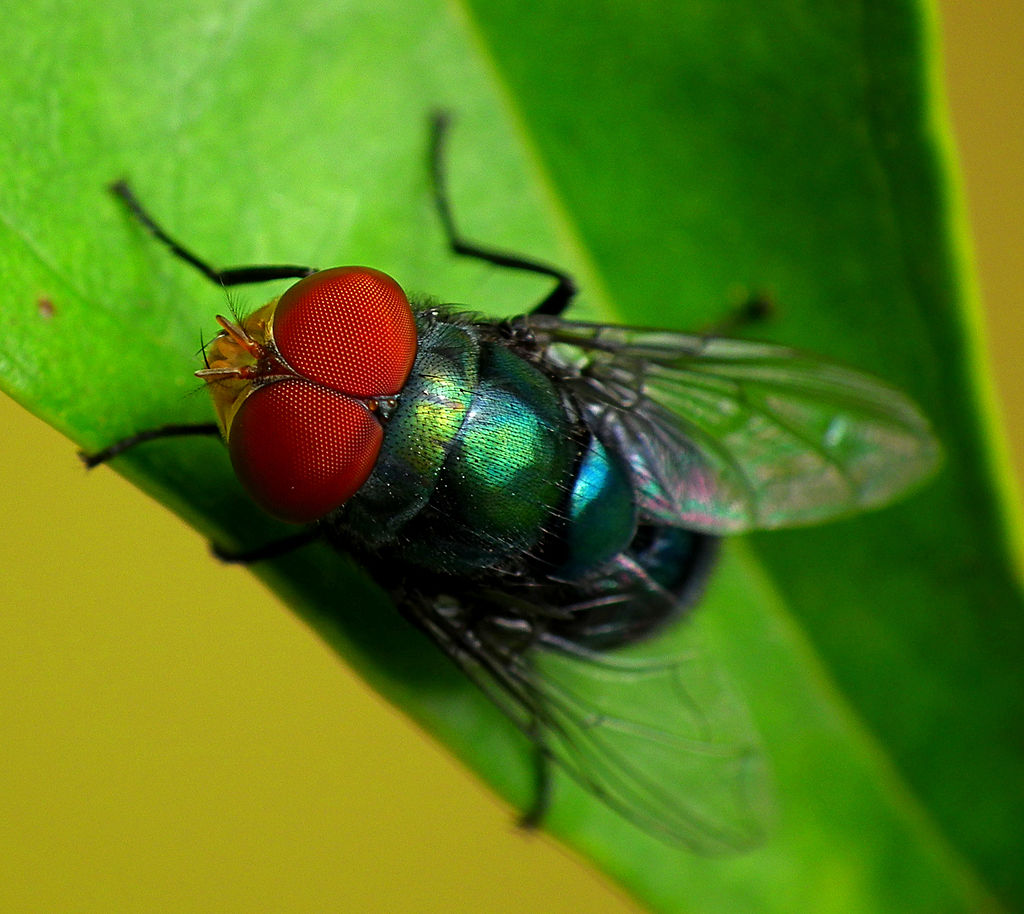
[82,426,322,564]
[517,725,554,831]
[110,180,317,286]
[700,293,775,337]
[80,423,221,467]
[97,177,317,466]
[429,111,577,318]
[211,528,323,564]
[96,183,327,563]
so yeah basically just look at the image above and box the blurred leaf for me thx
[1,0,1019,911]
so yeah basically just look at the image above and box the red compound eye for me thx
[228,378,383,524]
[273,266,417,397]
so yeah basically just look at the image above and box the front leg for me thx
[80,423,221,467]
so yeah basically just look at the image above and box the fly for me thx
[84,112,941,852]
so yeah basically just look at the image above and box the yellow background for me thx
[1,4,1019,911]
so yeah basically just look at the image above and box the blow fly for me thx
[87,113,940,852]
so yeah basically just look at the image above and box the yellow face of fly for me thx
[196,299,281,436]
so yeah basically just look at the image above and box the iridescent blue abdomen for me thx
[335,309,717,643]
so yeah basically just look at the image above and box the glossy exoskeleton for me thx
[87,113,940,852]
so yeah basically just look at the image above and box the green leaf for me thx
[1,0,1020,911]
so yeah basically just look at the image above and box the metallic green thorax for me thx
[341,310,638,581]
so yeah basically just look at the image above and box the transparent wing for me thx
[522,316,941,533]
[407,592,769,854]
[529,636,769,852]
